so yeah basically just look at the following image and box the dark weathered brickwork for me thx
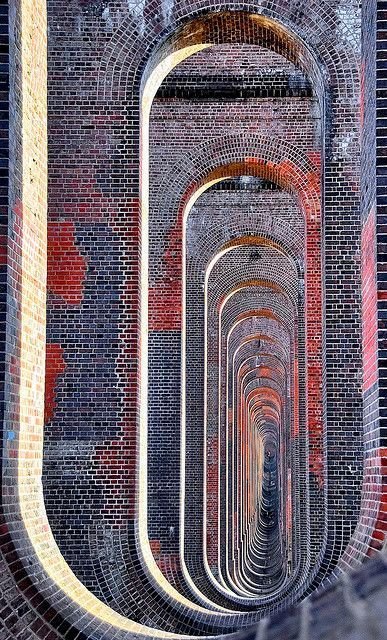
[2,1,387,639]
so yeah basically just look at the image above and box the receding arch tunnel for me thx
[4,1,387,639]
[140,7,358,619]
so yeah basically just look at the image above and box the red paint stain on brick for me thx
[47,222,87,305]
[148,283,182,331]
[307,152,322,172]
[149,223,182,331]
[367,448,387,556]
[156,554,180,576]
[149,539,161,559]
[45,343,66,423]
[309,445,324,489]
[50,168,123,222]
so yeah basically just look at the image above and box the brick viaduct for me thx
[1,1,387,639]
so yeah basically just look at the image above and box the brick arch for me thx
[158,144,321,603]
[189,236,304,293]
[225,319,298,595]
[153,132,320,218]
[147,186,308,608]
[146,136,316,613]
[15,2,364,636]
[2,4,372,637]
[206,245,301,306]
[221,295,297,335]
[136,8,366,600]
[138,17,362,608]
[96,3,359,102]
[180,240,312,607]
[165,138,360,604]
[228,374,286,594]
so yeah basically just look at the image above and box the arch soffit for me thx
[96,4,360,103]
[151,135,321,237]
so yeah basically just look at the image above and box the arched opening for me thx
[8,5,365,639]
[140,12,328,618]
